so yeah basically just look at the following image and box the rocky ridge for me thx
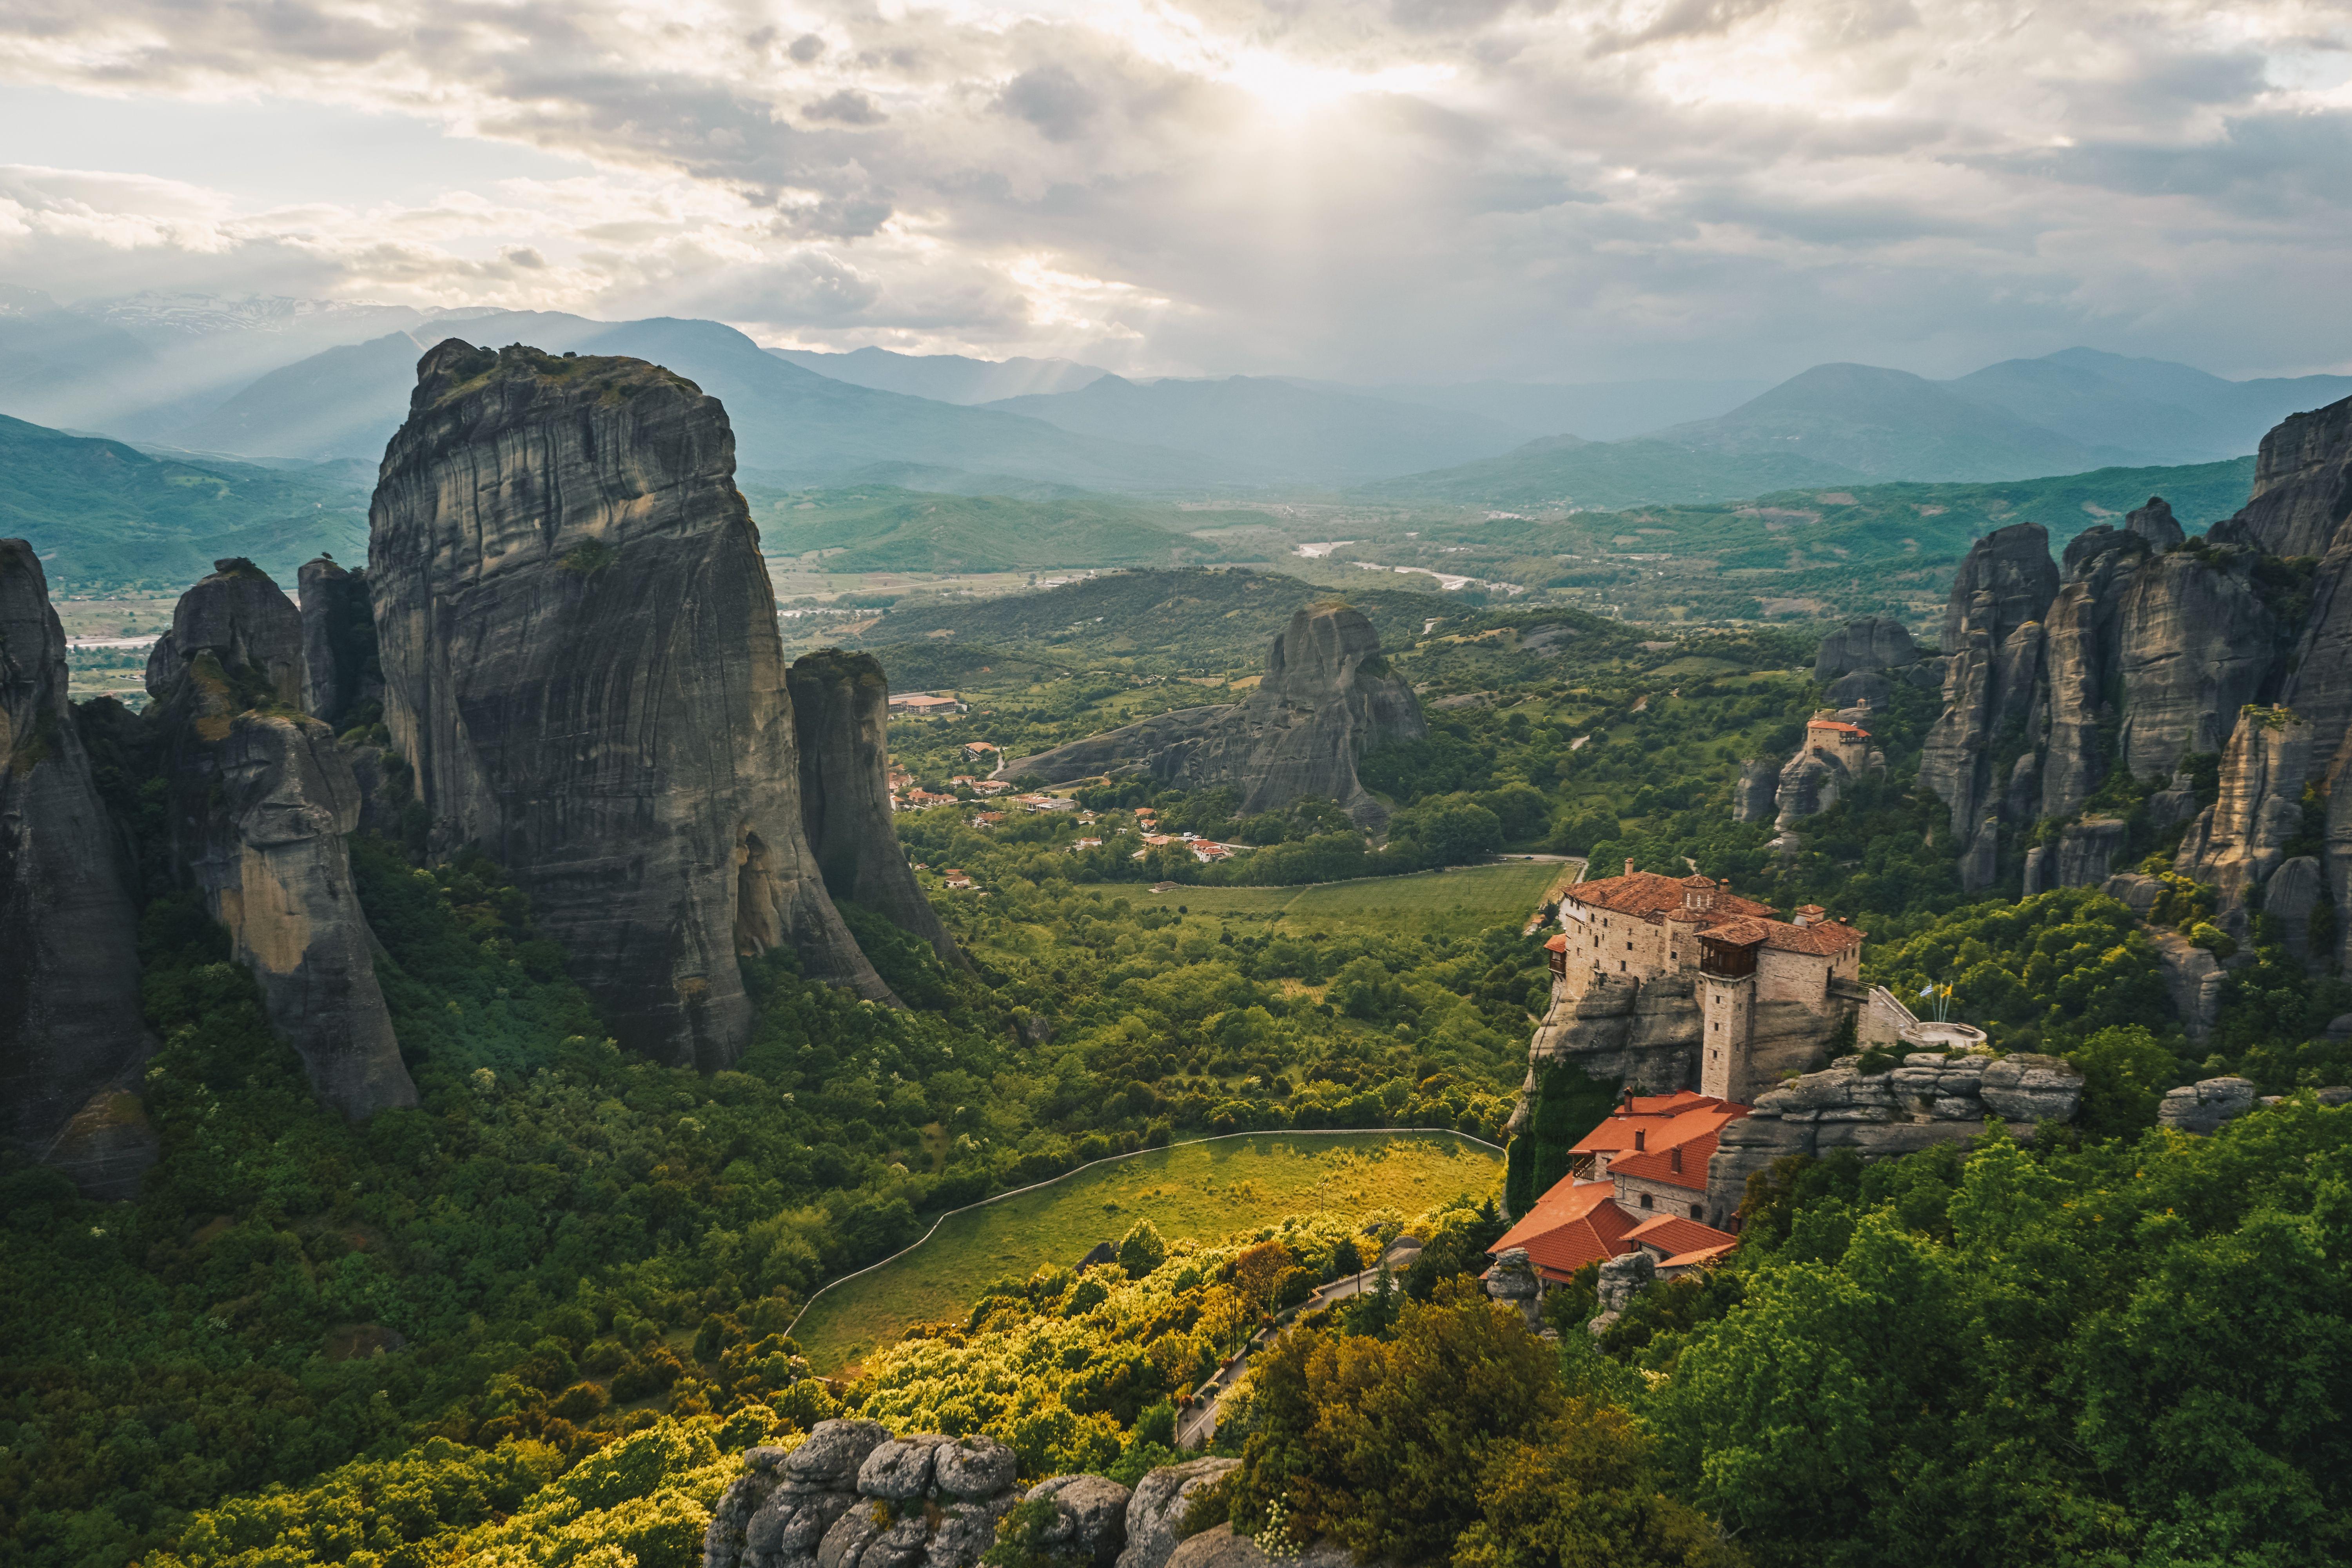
[0,539,154,1192]
[1003,604,1425,827]
[144,559,417,1119]
[367,340,895,1069]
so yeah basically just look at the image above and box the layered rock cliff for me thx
[368,341,893,1069]
[146,560,417,1118]
[0,539,153,1189]
[787,648,965,969]
[299,554,381,729]
[1003,603,1425,826]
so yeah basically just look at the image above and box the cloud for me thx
[0,0,2345,381]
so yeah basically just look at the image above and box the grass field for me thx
[1140,860,1565,937]
[795,1132,1503,1373]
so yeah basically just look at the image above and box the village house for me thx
[969,810,1006,828]
[972,779,1012,796]
[1069,837,1103,853]
[898,788,957,810]
[1490,1091,1748,1285]
[941,869,976,890]
[961,741,1000,765]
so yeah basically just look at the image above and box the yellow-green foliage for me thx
[153,1418,758,1568]
[849,1210,1368,1475]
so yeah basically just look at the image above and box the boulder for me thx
[857,1436,947,1502]
[1594,1249,1655,1314]
[1116,1457,1240,1568]
[2100,872,2166,917]
[1164,1526,1356,1568]
[2261,855,2323,962]
[1483,1247,1541,1329]
[1027,1475,1133,1568]
[2157,1076,2260,1134]
[931,1434,1019,1501]
[2152,931,2225,1042]
[0,540,153,1185]
[368,340,897,1069]
[706,1423,1020,1568]
[787,1420,893,1486]
[1002,604,1425,828]
[1978,1054,2084,1121]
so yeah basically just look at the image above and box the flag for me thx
[1918,983,1935,997]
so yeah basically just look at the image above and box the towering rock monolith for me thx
[146,559,417,1119]
[368,340,893,1069]
[0,540,154,1191]
[787,648,965,969]
[1002,602,1425,826]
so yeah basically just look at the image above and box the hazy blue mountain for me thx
[1648,362,2131,481]
[1950,348,2352,463]
[1354,433,1863,507]
[149,311,1237,490]
[0,412,370,589]
[1347,377,1770,441]
[769,345,1109,403]
[753,486,1214,573]
[982,374,1528,485]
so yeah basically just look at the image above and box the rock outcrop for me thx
[368,341,894,1069]
[2151,930,2225,1042]
[704,1424,1024,1568]
[0,539,154,1189]
[1483,1247,1543,1330]
[1814,616,1919,684]
[1703,1052,2080,1228]
[2156,1076,2259,1134]
[1116,1457,1238,1568]
[1026,1475,1134,1568]
[146,561,417,1119]
[298,555,381,729]
[1003,604,1425,827]
[2210,396,2352,559]
[786,650,964,969]
[2175,706,2314,942]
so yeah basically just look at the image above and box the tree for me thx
[1118,1220,1169,1280]
[2063,1024,2180,1138]
[1232,1240,1295,1319]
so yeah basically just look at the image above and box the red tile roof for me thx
[1622,1214,1739,1257]
[1808,719,1869,735]
[1610,1126,1732,1193]
[1565,871,1775,925]
[1568,1093,1742,1159]
[1697,914,1865,956]
[1662,1241,1739,1269]
[1544,933,1569,953]
[1493,1179,1637,1280]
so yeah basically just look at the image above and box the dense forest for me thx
[5,587,2348,1568]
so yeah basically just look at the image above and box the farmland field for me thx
[795,1131,1503,1373]
[1138,859,1568,937]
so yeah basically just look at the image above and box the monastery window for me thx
[1670,1147,1683,1174]
[1633,1131,1646,1152]
[1690,1204,1702,1219]
[1640,1192,1654,1209]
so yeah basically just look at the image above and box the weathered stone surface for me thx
[1979,1054,2087,1120]
[856,1436,946,1502]
[2157,1075,2259,1134]
[786,1421,893,1486]
[298,555,382,731]
[787,650,964,969]
[2262,855,2324,962]
[2054,818,2129,888]
[1163,1526,1357,1568]
[2100,871,2167,917]
[2152,930,2224,1042]
[930,1435,1018,1501]
[2128,495,2187,552]
[1958,815,2000,894]
[1027,1475,1133,1568]
[2021,845,2050,896]
[2210,394,2352,559]
[1772,748,1842,831]
[2176,706,2314,942]
[2145,771,2202,832]
[2114,552,2279,781]
[41,1089,160,1201]
[0,540,153,1183]
[1116,1457,1239,1568]
[1940,522,2062,656]
[1594,1249,1655,1314]
[1815,616,1919,682]
[147,562,415,1120]
[369,341,893,1069]
[1004,604,1425,827]
[1730,758,1779,824]
[1824,668,1893,707]
[1483,1247,1542,1329]
[1526,969,1698,1093]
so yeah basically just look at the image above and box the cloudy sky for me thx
[2,0,2349,383]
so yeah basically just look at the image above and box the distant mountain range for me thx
[5,287,2348,501]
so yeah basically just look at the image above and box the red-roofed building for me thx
[1622,1214,1740,1276]
[1490,1178,1639,1283]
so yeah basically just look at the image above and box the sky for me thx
[2,0,2350,384]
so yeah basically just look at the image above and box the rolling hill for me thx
[751,487,1230,573]
[1354,434,1865,507]
[0,413,370,590]
[1947,348,2352,464]
[982,374,1530,486]
[1345,377,1771,442]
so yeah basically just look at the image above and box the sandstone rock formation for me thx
[1703,1052,2080,1228]
[2156,1075,2259,1134]
[298,555,381,729]
[1814,615,1919,684]
[146,561,417,1119]
[787,650,964,968]
[1165,1526,1361,1568]
[2151,929,2225,1042]
[1730,757,1780,824]
[368,341,893,1068]
[1025,1474,1134,1568]
[0,539,154,1189]
[1483,1247,1543,1330]
[1003,604,1425,827]
[1116,1457,1239,1568]
[2175,706,2314,942]
[2209,396,2352,559]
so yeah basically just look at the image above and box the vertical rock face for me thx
[299,555,381,729]
[1730,757,1780,823]
[368,340,891,1069]
[1814,616,1918,682]
[0,540,153,1182]
[2176,706,2315,941]
[1939,522,2060,655]
[2211,394,2352,559]
[147,561,417,1118]
[786,648,964,969]
[2114,552,2277,779]
[1002,603,1425,826]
